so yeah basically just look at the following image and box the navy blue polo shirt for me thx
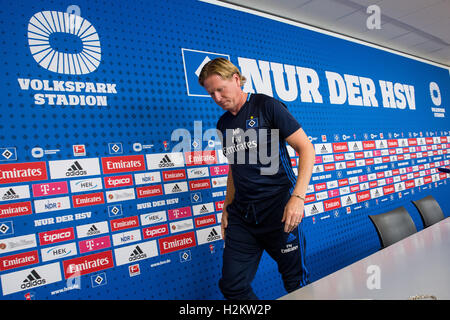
[216,93,302,203]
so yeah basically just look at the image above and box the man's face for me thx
[202,73,242,113]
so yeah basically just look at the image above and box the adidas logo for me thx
[199,205,209,214]
[2,188,19,200]
[207,228,221,242]
[171,184,182,193]
[66,161,87,177]
[352,143,359,151]
[286,233,297,243]
[159,155,174,168]
[21,270,46,289]
[86,225,100,236]
[128,245,147,262]
[345,196,353,205]
[310,205,319,215]
[320,145,328,154]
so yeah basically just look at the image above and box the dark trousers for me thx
[218,192,308,300]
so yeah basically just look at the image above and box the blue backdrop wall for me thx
[0,0,449,300]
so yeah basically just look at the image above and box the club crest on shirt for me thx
[246,117,258,129]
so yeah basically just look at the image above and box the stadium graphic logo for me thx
[27,10,101,75]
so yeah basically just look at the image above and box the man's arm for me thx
[282,128,315,233]
[221,166,235,240]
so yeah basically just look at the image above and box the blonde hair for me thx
[198,58,246,87]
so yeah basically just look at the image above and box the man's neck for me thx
[230,92,248,116]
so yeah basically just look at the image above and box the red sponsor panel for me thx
[405,180,415,189]
[365,158,374,165]
[425,137,433,144]
[350,185,360,193]
[346,161,356,168]
[104,174,133,189]
[439,173,447,180]
[424,176,432,184]
[397,155,404,161]
[0,162,47,185]
[356,190,371,202]
[63,250,114,279]
[215,200,224,211]
[189,179,211,191]
[334,154,345,161]
[363,141,376,150]
[290,158,297,167]
[402,147,409,154]
[332,142,348,153]
[408,138,418,146]
[158,232,196,255]
[383,185,395,195]
[101,155,145,174]
[324,163,335,171]
[314,156,323,164]
[441,137,448,143]
[388,149,396,155]
[72,192,104,208]
[410,153,417,159]
[413,172,420,178]
[195,214,216,228]
[305,194,316,203]
[162,169,186,182]
[143,224,169,239]
[338,178,349,187]
[387,139,399,148]
[359,175,368,183]
[369,181,378,188]
[385,177,394,184]
[400,175,407,181]
[324,198,341,211]
[39,227,75,246]
[136,185,163,198]
[314,183,327,192]
[185,151,217,166]
[0,201,32,219]
[110,216,139,232]
[376,172,385,179]
[382,156,390,163]
[355,152,364,159]
[392,169,400,175]
[0,250,39,272]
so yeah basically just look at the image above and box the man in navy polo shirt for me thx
[199,58,315,300]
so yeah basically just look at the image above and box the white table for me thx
[280,217,450,300]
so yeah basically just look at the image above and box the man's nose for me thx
[212,92,222,103]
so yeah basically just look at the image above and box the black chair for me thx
[412,195,445,228]
[368,207,417,248]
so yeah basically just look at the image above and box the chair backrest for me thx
[369,207,417,248]
[412,195,445,228]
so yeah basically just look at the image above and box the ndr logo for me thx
[27,10,101,75]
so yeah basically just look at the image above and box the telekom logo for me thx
[27,10,101,75]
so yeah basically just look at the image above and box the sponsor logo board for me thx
[1,262,61,295]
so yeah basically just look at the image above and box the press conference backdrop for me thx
[0,0,449,300]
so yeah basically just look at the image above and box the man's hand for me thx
[221,206,229,240]
[282,196,304,233]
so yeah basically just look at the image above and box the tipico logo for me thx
[27,9,101,75]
